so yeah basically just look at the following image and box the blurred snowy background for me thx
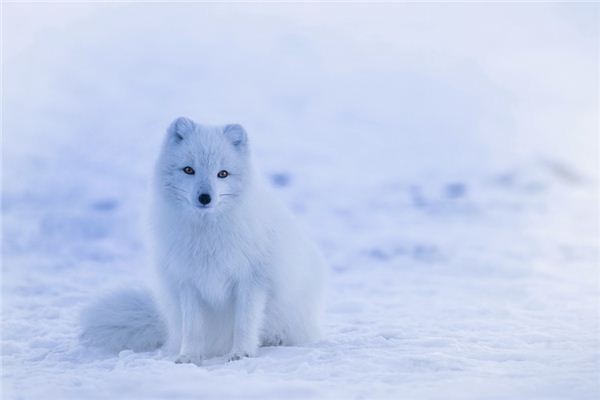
[2,2,598,399]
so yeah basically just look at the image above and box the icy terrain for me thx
[2,3,599,399]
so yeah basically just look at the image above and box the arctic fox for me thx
[80,117,327,364]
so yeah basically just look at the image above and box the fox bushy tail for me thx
[79,288,167,353]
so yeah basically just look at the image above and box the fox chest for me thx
[166,230,265,303]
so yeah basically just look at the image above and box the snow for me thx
[2,2,599,399]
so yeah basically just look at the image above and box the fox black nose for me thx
[199,193,211,205]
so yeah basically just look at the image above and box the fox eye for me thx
[217,170,229,178]
[182,166,195,175]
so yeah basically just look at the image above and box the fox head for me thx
[155,117,252,214]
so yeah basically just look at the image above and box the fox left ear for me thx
[223,124,248,149]
[167,117,195,143]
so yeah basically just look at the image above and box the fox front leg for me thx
[175,286,204,366]
[227,282,266,362]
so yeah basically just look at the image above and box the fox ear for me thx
[167,117,195,143]
[223,124,248,149]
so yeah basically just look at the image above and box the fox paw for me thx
[175,354,202,366]
[226,351,250,362]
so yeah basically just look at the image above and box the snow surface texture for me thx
[2,3,599,399]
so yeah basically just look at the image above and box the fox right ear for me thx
[167,117,195,143]
[223,124,248,149]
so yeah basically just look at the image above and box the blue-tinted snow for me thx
[2,3,598,399]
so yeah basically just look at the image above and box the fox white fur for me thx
[80,117,327,364]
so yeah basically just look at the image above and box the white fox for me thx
[80,117,327,364]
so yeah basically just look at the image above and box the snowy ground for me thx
[2,3,599,399]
